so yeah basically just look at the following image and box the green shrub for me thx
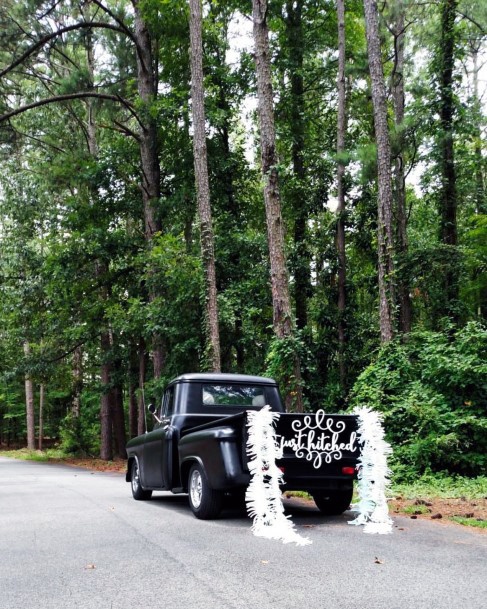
[350,322,487,480]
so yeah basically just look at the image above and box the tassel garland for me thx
[245,406,312,546]
[348,406,393,534]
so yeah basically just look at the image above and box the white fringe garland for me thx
[348,406,393,534]
[245,406,312,546]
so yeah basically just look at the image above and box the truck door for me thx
[143,386,176,489]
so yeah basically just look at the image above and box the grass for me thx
[0,448,65,461]
[401,504,430,515]
[390,473,487,500]
[450,516,487,529]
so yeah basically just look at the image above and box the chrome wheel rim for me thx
[132,463,140,492]
[190,469,202,509]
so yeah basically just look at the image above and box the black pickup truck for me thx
[126,373,359,519]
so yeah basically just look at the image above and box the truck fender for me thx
[180,456,205,492]
[126,454,146,488]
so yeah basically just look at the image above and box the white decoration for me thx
[348,406,393,534]
[246,406,312,546]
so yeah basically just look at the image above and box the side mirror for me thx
[147,403,161,424]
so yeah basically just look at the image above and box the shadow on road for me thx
[142,491,353,529]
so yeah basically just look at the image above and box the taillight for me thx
[342,466,355,475]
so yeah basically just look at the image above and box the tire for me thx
[312,488,353,515]
[131,459,152,501]
[188,463,222,520]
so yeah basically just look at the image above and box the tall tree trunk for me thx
[23,341,35,450]
[38,384,44,451]
[472,48,485,215]
[438,0,459,316]
[110,355,127,459]
[128,345,138,438]
[137,338,147,436]
[188,0,221,372]
[132,0,165,378]
[363,0,396,343]
[439,0,458,248]
[99,328,113,461]
[252,0,304,412]
[85,34,113,460]
[336,0,348,387]
[285,0,309,331]
[72,345,82,418]
[391,0,412,334]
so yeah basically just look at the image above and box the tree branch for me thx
[0,92,136,123]
[0,21,131,80]
[12,128,66,154]
[89,0,136,42]
[457,10,487,35]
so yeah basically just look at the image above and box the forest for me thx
[0,0,485,480]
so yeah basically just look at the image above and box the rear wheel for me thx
[312,488,353,515]
[131,460,152,501]
[188,463,222,520]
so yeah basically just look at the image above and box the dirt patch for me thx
[50,457,127,474]
[389,495,487,527]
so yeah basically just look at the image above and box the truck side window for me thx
[163,386,175,418]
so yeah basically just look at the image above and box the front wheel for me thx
[188,463,222,520]
[131,460,152,501]
[312,488,353,515]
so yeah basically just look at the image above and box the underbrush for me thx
[390,473,487,500]
[0,448,66,461]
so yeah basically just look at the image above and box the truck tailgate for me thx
[274,412,359,491]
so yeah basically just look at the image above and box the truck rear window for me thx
[202,384,266,407]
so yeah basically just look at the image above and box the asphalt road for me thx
[1,456,486,609]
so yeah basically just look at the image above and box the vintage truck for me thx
[126,373,359,519]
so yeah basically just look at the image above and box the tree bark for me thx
[472,48,485,215]
[285,0,309,332]
[439,0,459,319]
[23,341,35,450]
[439,0,458,248]
[85,32,113,460]
[336,0,348,387]
[72,345,82,418]
[99,328,113,461]
[252,0,304,411]
[363,0,396,343]
[132,0,166,378]
[137,338,147,436]
[391,0,412,334]
[188,0,221,372]
[110,355,127,459]
[38,384,44,451]
[438,0,459,314]
[128,345,138,438]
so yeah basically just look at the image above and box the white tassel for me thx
[348,406,393,534]
[246,406,312,546]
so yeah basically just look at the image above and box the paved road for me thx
[1,456,486,609]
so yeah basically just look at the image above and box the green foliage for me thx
[265,334,309,411]
[350,322,487,479]
[391,472,487,500]
[57,381,103,456]
[450,516,487,529]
